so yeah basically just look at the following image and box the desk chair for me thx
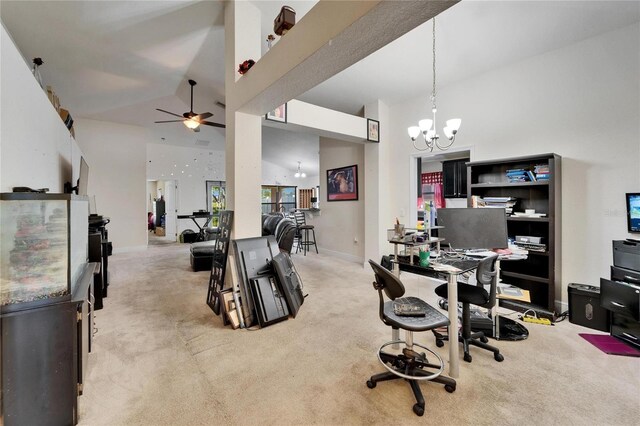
[432,254,504,363]
[367,260,456,416]
[293,210,317,255]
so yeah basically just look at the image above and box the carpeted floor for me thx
[78,243,640,425]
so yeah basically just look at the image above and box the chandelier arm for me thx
[413,138,434,152]
[435,135,455,150]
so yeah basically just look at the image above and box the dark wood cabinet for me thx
[443,159,468,198]
[467,153,561,317]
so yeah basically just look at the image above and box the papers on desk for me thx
[430,263,461,273]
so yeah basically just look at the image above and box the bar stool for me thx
[293,210,318,255]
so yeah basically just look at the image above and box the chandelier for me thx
[408,18,461,151]
[294,161,306,178]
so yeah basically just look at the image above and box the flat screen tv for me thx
[627,193,640,233]
[78,157,89,196]
[437,208,509,250]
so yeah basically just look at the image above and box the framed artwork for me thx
[367,118,379,142]
[327,164,358,202]
[266,103,287,123]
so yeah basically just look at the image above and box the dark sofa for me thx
[189,215,297,272]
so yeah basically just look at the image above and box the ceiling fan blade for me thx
[200,120,226,129]
[184,111,197,119]
[196,112,213,120]
[155,120,184,123]
[156,108,183,118]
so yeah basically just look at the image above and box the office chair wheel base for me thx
[463,353,472,363]
[413,403,425,416]
[494,353,504,362]
[444,384,456,393]
[435,339,444,348]
[366,380,376,389]
[480,336,489,343]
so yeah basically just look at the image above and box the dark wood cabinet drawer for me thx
[600,278,640,321]
[611,265,640,285]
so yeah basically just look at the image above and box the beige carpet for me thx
[78,243,640,425]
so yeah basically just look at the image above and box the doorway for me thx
[147,179,179,244]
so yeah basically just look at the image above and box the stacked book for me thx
[534,164,550,181]
[506,169,528,183]
[472,196,517,214]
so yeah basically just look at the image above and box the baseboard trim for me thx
[316,246,364,265]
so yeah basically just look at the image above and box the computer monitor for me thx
[437,208,508,250]
[78,157,89,196]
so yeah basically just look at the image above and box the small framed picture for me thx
[367,118,379,142]
[266,103,287,123]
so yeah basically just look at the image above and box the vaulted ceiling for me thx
[2,0,639,174]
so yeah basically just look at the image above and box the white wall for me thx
[0,24,80,192]
[311,137,365,263]
[74,119,149,252]
[388,23,640,306]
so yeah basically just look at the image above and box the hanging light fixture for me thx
[408,18,461,151]
[294,161,306,178]
[183,118,200,130]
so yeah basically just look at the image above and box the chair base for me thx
[433,329,504,363]
[367,339,456,416]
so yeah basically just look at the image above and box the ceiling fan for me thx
[155,79,225,132]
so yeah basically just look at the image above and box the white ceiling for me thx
[2,0,639,170]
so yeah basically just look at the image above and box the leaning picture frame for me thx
[367,118,379,142]
[266,103,287,123]
[327,164,358,202]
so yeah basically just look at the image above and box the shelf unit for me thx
[467,153,561,317]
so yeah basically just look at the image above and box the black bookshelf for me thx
[467,153,561,317]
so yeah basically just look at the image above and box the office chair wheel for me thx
[413,403,425,417]
[435,339,444,348]
[366,380,376,389]
[464,353,472,363]
[494,353,504,362]
[445,384,456,393]
[480,335,489,343]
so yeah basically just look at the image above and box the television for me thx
[437,208,508,250]
[78,157,89,196]
[627,193,640,233]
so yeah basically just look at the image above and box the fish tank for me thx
[0,193,88,310]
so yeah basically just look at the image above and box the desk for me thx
[177,213,213,241]
[393,258,479,378]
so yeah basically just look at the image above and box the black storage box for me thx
[568,283,610,332]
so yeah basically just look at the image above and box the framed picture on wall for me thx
[327,164,358,201]
[266,103,287,123]
[367,118,379,142]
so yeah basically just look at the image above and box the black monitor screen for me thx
[437,208,508,250]
[78,157,89,196]
[627,193,640,233]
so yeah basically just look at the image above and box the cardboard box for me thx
[155,227,165,236]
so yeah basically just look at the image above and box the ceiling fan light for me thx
[301,172,306,178]
[294,172,300,178]
[184,119,200,129]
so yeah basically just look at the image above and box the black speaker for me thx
[568,283,610,332]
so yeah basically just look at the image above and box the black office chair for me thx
[367,260,456,417]
[433,254,504,363]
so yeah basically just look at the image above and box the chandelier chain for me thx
[431,18,437,111]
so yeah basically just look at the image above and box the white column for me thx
[364,100,391,265]
[225,0,263,238]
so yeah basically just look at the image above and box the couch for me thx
[189,215,297,272]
